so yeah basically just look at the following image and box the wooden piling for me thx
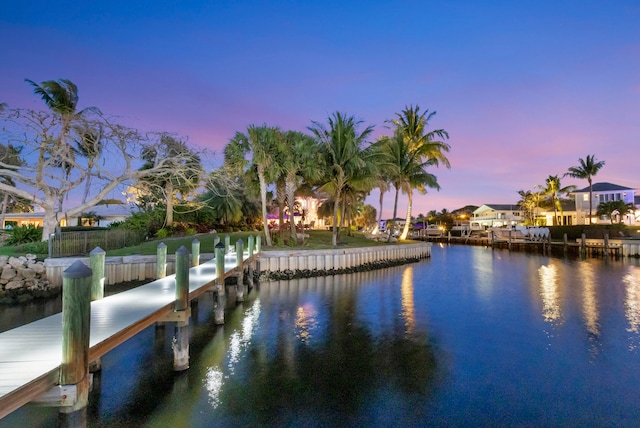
[214,242,226,324]
[173,246,190,371]
[156,242,167,279]
[580,233,587,256]
[60,261,92,414]
[89,247,106,373]
[192,238,200,267]
[235,239,244,302]
[225,235,231,254]
[247,235,255,288]
[256,235,261,253]
[89,247,105,301]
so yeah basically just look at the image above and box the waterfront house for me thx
[569,182,638,225]
[472,204,525,228]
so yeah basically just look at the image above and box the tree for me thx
[538,175,576,226]
[309,112,375,247]
[0,143,31,227]
[25,79,101,210]
[0,104,204,240]
[517,189,541,225]
[137,134,203,227]
[384,105,450,240]
[228,125,282,246]
[565,154,606,225]
[596,200,635,224]
[278,130,321,244]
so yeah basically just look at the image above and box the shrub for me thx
[185,228,197,236]
[155,228,170,239]
[6,225,42,245]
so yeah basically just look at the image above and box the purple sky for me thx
[2,1,639,218]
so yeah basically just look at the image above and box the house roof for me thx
[474,204,521,213]
[574,182,634,193]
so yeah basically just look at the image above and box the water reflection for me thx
[400,266,416,335]
[578,262,600,337]
[538,263,562,324]
[623,268,640,351]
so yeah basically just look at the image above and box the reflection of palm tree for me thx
[219,273,438,423]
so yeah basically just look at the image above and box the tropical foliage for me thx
[565,154,605,224]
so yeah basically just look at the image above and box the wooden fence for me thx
[48,229,145,258]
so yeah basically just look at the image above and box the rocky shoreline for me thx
[0,255,57,305]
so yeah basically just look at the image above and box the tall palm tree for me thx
[25,79,100,211]
[388,105,451,240]
[565,154,605,224]
[309,112,374,247]
[229,125,282,246]
[278,130,321,244]
[538,175,576,226]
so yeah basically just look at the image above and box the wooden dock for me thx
[0,250,255,419]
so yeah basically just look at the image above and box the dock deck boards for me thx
[0,251,252,418]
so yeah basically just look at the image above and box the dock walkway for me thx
[0,251,251,419]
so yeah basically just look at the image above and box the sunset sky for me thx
[2,1,639,218]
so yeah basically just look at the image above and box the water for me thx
[4,245,640,427]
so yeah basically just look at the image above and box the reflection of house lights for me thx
[579,263,599,337]
[623,270,640,338]
[400,267,416,334]
[539,264,561,323]
[295,303,318,343]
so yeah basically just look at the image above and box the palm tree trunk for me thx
[400,190,413,240]
[332,188,341,247]
[258,166,272,247]
[388,185,400,242]
[286,178,297,245]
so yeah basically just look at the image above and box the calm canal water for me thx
[4,244,640,427]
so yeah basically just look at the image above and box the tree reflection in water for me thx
[219,272,439,425]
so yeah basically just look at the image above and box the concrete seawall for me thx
[44,242,432,287]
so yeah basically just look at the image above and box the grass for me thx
[105,230,399,257]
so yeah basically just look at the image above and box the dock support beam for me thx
[235,239,244,302]
[60,261,92,417]
[89,247,106,372]
[214,242,226,324]
[172,246,190,371]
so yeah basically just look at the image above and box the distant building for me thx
[569,182,637,225]
[2,203,138,229]
[472,204,525,228]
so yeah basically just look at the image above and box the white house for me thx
[570,182,637,225]
[472,204,525,228]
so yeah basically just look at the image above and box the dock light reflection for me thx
[578,263,600,337]
[205,299,262,408]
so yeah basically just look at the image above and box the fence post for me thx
[173,246,190,371]
[235,239,244,302]
[157,242,167,279]
[60,261,92,415]
[214,242,226,324]
[192,238,200,267]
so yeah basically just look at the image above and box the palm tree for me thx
[596,200,635,224]
[538,175,576,225]
[309,112,374,247]
[517,189,542,225]
[228,125,282,246]
[278,130,321,244]
[387,105,451,240]
[565,154,605,224]
[25,79,100,211]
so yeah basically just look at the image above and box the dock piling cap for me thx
[176,245,189,255]
[63,260,93,278]
[215,242,225,249]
